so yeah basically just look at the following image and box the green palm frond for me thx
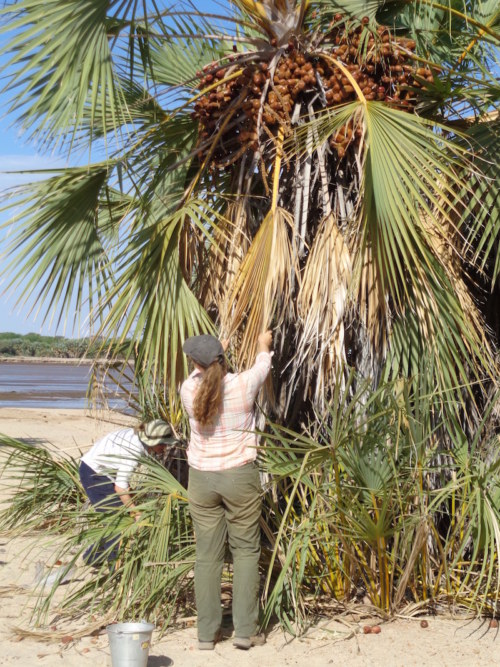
[360,104,471,276]
[360,104,492,374]
[1,165,116,331]
[74,78,168,145]
[0,436,84,535]
[149,24,232,90]
[0,435,193,623]
[1,1,126,147]
[316,0,385,22]
[125,113,199,201]
[431,448,500,614]
[57,453,193,623]
[95,198,216,400]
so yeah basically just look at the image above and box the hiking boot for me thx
[233,633,266,650]
[198,628,223,650]
[198,640,216,650]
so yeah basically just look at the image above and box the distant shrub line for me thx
[0,332,127,359]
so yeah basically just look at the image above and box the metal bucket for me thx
[106,622,155,667]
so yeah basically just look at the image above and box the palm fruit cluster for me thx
[193,16,434,165]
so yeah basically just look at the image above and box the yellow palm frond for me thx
[237,0,270,22]
[234,0,311,41]
[226,206,296,368]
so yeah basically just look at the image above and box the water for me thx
[0,362,135,410]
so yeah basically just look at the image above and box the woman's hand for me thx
[257,330,272,352]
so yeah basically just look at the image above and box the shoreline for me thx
[0,356,129,365]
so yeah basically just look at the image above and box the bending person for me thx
[181,330,272,650]
[79,419,177,565]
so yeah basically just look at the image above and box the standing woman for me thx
[181,330,273,650]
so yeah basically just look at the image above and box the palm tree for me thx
[1,0,498,422]
[1,0,499,629]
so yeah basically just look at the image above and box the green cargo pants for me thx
[188,462,262,642]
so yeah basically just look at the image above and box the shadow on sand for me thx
[147,656,174,666]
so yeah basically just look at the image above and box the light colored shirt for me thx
[81,428,145,489]
[180,351,272,471]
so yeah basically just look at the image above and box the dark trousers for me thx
[79,461,122,564]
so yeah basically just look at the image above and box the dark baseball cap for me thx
[183,334,224,368]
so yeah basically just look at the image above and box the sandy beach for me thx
[0,407,498,666]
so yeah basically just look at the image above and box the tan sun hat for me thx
[137,419,178,447]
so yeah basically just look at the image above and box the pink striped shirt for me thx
[180,351,272,471]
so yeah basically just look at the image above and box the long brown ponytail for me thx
[193,361,225,425]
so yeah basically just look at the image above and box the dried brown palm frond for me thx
[10,613,114,643]
[203,199,251,327]
[420,211,491,354]
[0,585,27,598]
[292,213,351,408]
[225,205,297,367]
